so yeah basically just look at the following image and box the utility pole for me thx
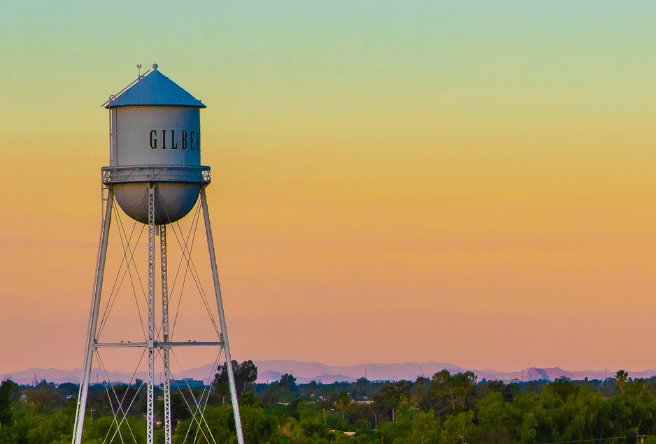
[367,403,377,430]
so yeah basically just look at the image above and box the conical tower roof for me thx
[106,68,206,108]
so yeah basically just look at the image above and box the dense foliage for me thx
[2,368,656,443]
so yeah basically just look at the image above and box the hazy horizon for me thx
[5,358,655,388]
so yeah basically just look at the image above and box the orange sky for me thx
[2,1,656,376]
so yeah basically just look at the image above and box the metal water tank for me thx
[102,64,210,224]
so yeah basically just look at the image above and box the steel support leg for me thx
[73,189,114,444]
[200,187,245,444]
[160,224,172,444]
[147,185,155,444]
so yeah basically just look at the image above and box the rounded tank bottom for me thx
[113,182,200,225]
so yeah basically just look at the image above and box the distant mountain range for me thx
[4,361,654,386]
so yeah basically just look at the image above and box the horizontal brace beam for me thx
[94,341,224,349]
[157,341,224,348]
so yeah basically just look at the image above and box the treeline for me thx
[2,366,656,443]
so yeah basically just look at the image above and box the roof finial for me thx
[152,63,158,71]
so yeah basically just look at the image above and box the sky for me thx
[2,1,656,377]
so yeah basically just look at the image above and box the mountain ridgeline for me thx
[4,360,653,385]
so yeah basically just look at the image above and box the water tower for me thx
[72,64,244,444]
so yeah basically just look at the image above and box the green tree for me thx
[215,360,259,398]
[428,370,460,414]
[615,370,628,394]
[393,409,439,444]
[171,393,191,427]
[354,377,370,401]
[625,378,648,397]
[82,414,147,443]
[373,381,412,422]
[241,403,285,444]
[452,371,477,408]
[476,392,510,431]
[239,391,263,409]
[175,404,285,444]
[24,409,74,444]
[518,411,538,444]
[335,391,350,420]
[471,426,514,444]
[26,385,61,410]
[440,410,475,444]
[216,381,230,406]
[0,379,19,427]
[279,374,298,393]
[174,405,234,444]
[561,387,604,442]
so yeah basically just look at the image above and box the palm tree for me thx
[616,369,628,393]
[335,391,350,420]
[216,381,230,406]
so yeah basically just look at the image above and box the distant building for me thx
[171,378,205,389]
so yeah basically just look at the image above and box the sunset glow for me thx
[2,1,656,375]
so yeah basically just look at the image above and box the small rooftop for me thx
[106,65,206,109]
